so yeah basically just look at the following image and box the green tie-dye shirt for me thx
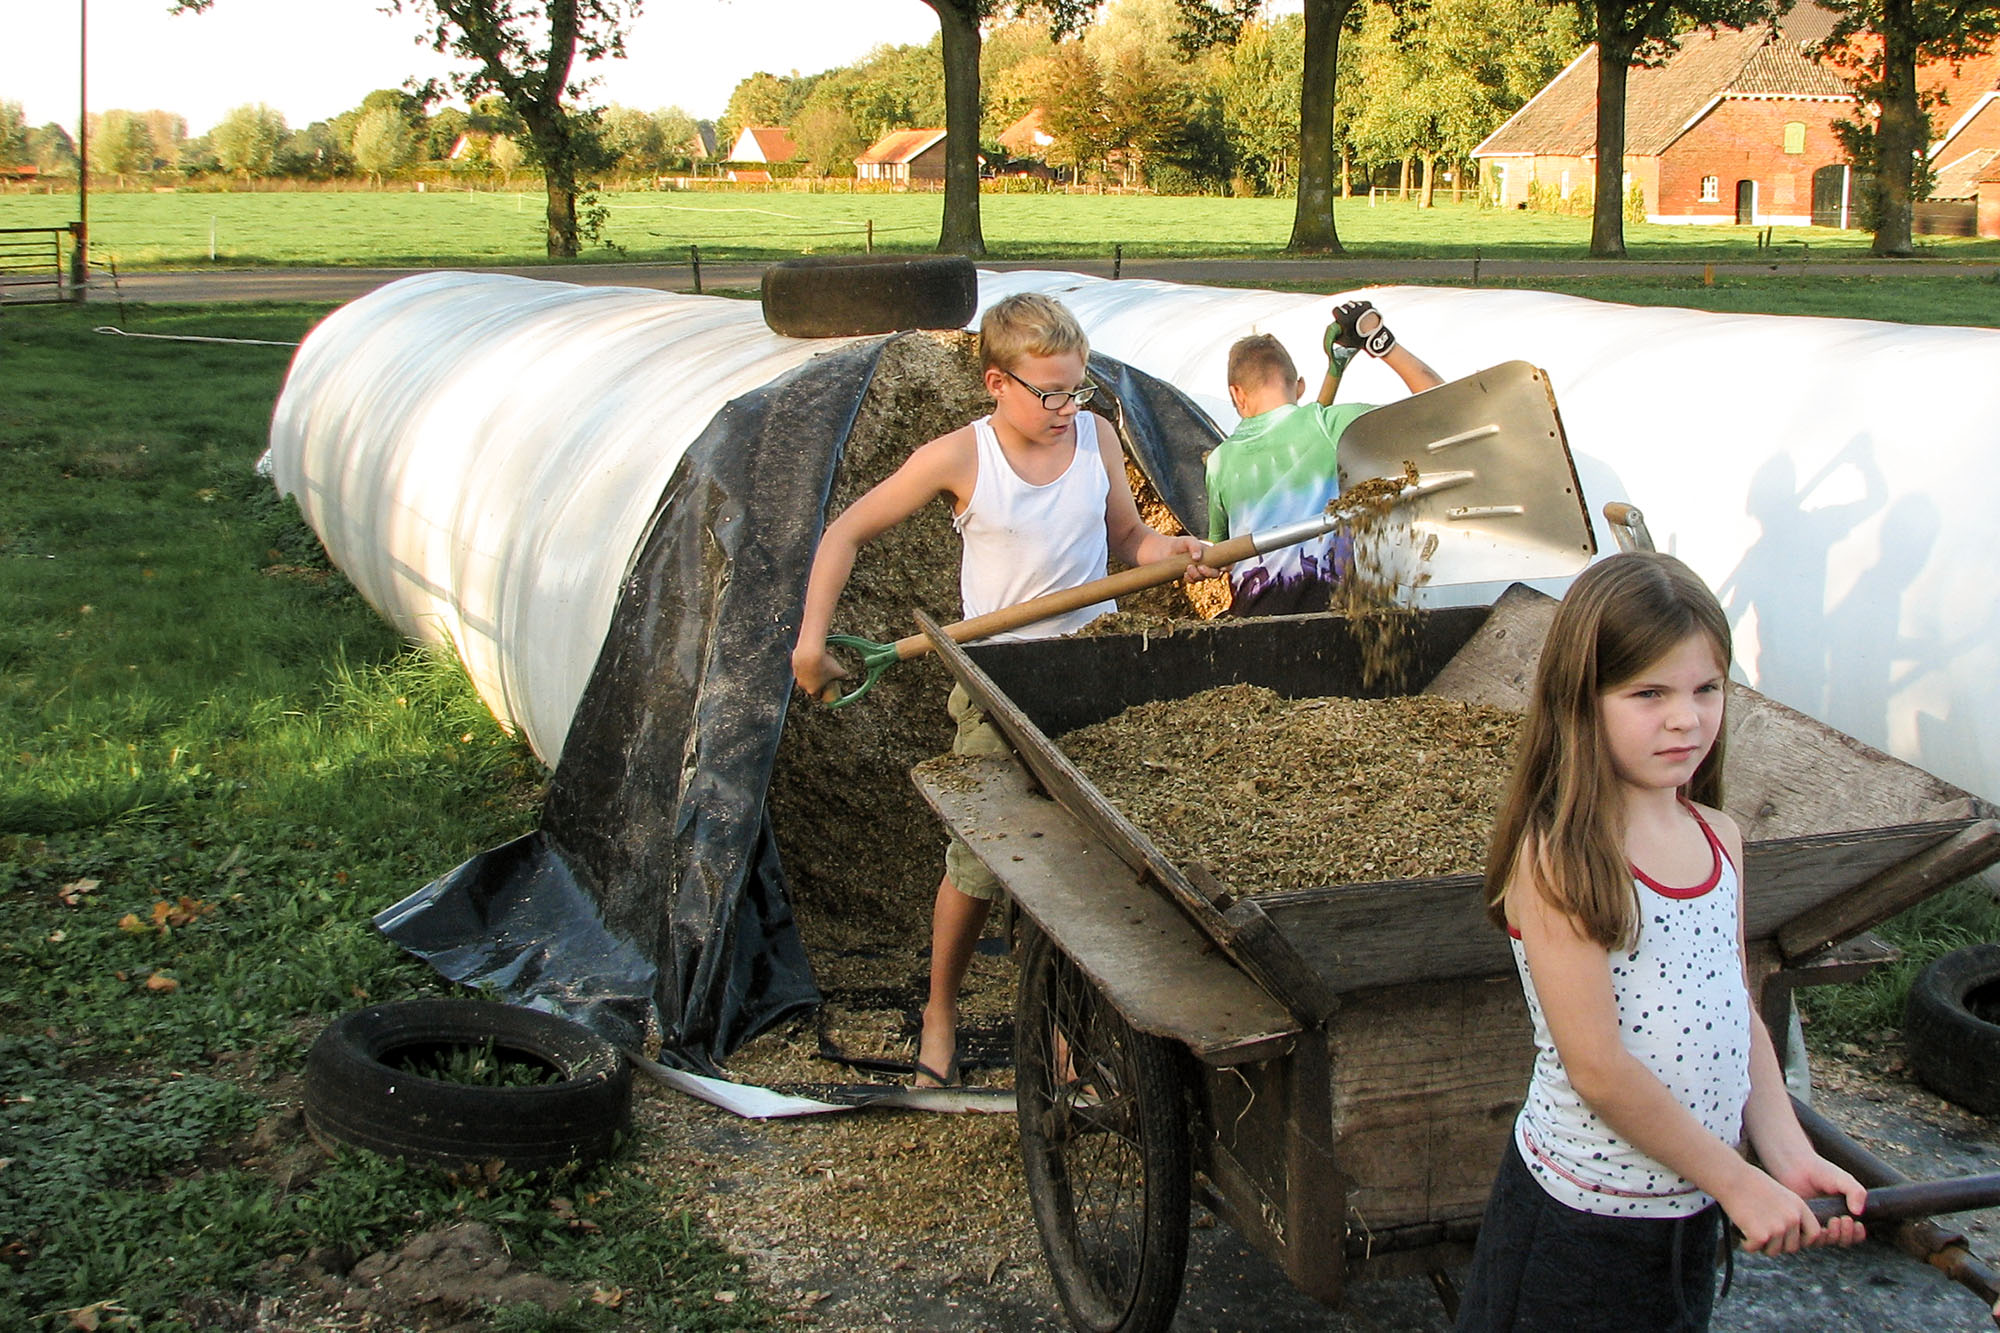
[1204,401,1375,615]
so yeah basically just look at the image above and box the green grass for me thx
[1245,270,2000,327]
[0,302,770,1331]
[4,187,1997,269]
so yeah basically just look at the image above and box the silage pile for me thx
[758,331,1208,1076]
[1060,683,1519,890]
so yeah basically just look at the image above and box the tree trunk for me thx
[1288,0,1354,254]
[1420,152,1437,208]
[1339,143,1350,198]
[525,109,580,258]
[1871,2,1920,257]
[1399,155,1411,199]
[929,1,986,257]
[1590,17,1636,259]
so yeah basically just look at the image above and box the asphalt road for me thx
[66,252,2000,307]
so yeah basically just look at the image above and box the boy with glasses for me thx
[1207,301,1445,616]
[793,291,1217,1087]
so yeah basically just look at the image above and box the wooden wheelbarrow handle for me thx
[819,508,1349,708]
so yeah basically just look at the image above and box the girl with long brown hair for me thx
[1456,552,1866,1330]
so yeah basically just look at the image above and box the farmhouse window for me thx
[1701,175,1720,202]
[1784,122,1807,155]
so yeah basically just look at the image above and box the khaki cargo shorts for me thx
[942,682,1010,901]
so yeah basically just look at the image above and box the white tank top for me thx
[954,411,1114,642]
[1509,806,1754,1218]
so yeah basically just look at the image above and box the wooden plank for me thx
[1779,820,2000,962]
[1257,824,1980,994]
[1326,975,1531,1232]
[1195,1039,1348,1305]
[919,611,1340,1024]
[913,755,1299,1064]
[1421,581,1552,709]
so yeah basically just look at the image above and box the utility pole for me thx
[71,0,89,292]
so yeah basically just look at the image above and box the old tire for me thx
[304,999,632,1173]
[760,254,977,338]
[1905,944,2000,1116]
[1016,924,1191,1333]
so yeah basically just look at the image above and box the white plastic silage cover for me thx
[268,271,857,763]
[270,267,2000,803]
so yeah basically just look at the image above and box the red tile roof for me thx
[733,126,797,163]
[855,128,948,165]
[1475,20,1850,160]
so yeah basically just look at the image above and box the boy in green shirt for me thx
[1204,300,1445,615]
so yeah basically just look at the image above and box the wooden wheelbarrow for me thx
[911,582,2000,1331]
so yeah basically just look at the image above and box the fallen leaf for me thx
[145,974,179,993]
[117,914,147,934]
[589,1286,626,1308]
[714,1291,738,1304]
[57,879,99,906]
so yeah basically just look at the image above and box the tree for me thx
[2,101,32,168]
[1030,41,1117,178]
[490,133,525,183]
[89,110,158,183]
[719,71,813,148]
[1348,0,1582,206]
[211,103,288,179]
[426,106,471,161]
[141,110,189,171]
[27,123,78,174]
[177,1,638,258]
[599,104,664,173]
[352,107,416,185]
[1817,0,2000,256]
[920,2,1103,257]
[1564,0,1784,257]
[1219,14,1305,193]
[653,106,703,167]
[1177,0,1356,253]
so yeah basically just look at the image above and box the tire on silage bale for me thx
[761,255,978,339]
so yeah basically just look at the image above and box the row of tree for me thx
[714,1,1580,199]
[24,0,1999,258]
[0,92,715,188]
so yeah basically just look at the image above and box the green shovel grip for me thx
[821,634,904,709]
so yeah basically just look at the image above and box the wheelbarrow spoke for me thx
[1016,925,1192,1333]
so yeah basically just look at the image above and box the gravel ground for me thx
[643,965,2000,1333]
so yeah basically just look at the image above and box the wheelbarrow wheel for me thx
[1016,924,1190,1333]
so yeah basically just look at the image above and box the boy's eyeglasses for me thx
[1004,369,1099,411]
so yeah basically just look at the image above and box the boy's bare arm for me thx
[793,429,975,695]
[1098,430,1221,579]
[1384,343,1446,394]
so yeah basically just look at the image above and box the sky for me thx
[7,0,947,136]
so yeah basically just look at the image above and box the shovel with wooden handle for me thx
[817,470,1466,708]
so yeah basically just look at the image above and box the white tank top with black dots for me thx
[954,411,1113,642]
[1508,806,1753,1218]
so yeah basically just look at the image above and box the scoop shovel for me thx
[818,469,1462,707]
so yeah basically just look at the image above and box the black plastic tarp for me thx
[378,336,1221,1066]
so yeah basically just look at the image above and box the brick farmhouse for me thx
[1472,7,2000,235]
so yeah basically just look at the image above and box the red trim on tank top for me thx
[1632,803,1728,900]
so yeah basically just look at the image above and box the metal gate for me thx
[0,226,72,304]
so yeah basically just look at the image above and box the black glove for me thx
[1329,299,1397,358]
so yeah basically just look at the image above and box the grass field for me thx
[4,186,1999,269]
[0,303,768,1332]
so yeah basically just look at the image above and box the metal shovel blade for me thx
[1334,360,1595,587]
